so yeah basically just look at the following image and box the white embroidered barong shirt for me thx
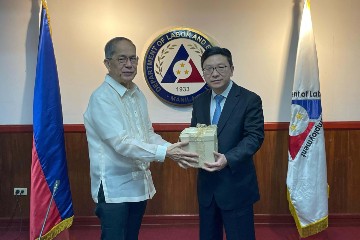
[84,75,170,203]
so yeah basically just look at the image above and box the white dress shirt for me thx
[84,75,170,203]
[210,81,233,121]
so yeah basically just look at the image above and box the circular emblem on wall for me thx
[143,27,217,106]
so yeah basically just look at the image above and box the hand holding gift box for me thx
[179,124,218,168]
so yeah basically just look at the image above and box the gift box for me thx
[179,124,218,168]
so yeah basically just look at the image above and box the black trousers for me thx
[199,197,255,240]
[95,184,147,240]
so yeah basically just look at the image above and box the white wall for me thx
[0,0,359,124]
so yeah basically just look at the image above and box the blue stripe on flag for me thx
[291,99,322,120]
[33,4,73,220]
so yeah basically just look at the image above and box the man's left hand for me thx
[202,152,227,172]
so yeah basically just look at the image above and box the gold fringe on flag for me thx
[41,0,52,36]
[37,216,73,240]
[287,189,328,238]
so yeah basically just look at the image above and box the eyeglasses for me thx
[202,65,228,75]
[107,56,139,65]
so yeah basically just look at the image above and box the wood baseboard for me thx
[1,214,360,230]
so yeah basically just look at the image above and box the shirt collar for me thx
[105,74,138,97]
[211,80,233,99]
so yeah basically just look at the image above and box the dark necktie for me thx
[212,95,225,125]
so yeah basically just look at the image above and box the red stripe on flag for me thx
[30,139,62,239]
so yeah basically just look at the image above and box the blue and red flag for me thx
[30,1,74,239]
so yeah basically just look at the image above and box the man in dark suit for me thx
[190,47,264,240]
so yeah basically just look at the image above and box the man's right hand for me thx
[166,141,199,168]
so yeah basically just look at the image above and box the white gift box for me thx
[179,124,218,168]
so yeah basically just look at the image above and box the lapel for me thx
[217,84,241,135]
[201,90,212,125]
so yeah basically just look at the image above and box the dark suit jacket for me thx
[191,82,264,210]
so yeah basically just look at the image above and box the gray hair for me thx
[104,37,136,59]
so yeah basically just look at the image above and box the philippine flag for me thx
[30,1,74,239]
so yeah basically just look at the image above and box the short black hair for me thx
[104,37,136,59]
[201,46,233,68]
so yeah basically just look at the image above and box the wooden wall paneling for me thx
[1,124,360,226]
[253,130,289,214]
[325,130,360,213]
[347,130,360,212]
[64,132,94,216]
[0,132,32,217]
[146,132,198,215]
